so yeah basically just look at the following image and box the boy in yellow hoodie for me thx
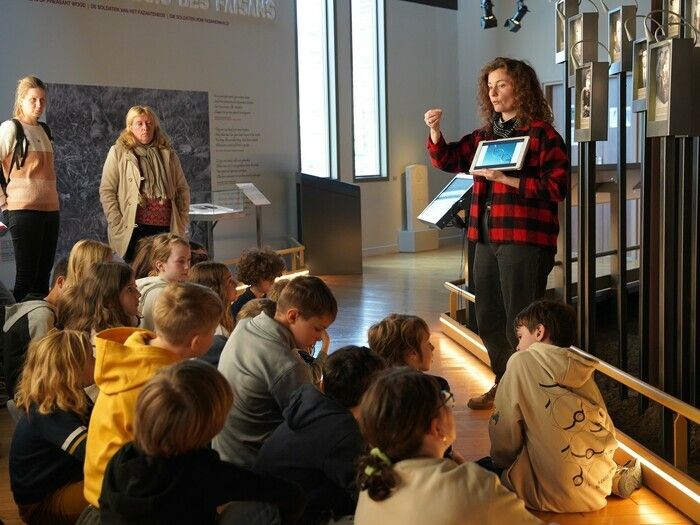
[79,282,223,522]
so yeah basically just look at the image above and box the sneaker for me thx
[467,383,498,410]
[612,458,643,498]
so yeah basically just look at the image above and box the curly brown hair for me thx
[235,247,285,286]
[477,57,553,128]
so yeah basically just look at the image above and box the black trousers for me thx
[473,211,554,381]
[7,210,59,301]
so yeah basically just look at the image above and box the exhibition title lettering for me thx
[130,0,276,19]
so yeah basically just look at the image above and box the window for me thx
[297,0,337,178]
[351,0,387,179]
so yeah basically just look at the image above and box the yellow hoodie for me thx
[83,327,181,507]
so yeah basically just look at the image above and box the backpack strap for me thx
[1,120,29,195]
[0,120,51,196]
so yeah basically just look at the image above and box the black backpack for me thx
[1,118,53,195]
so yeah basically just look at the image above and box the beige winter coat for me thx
[489,342,618,513]
[99,143,190,257]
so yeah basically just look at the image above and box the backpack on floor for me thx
[0,118,53,195]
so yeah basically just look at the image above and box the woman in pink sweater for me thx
[0,76,59,301]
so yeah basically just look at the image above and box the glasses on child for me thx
[440,390,455,409]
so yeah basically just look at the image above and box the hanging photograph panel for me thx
[632,39,648,113]
[647,38,700,136]
[685,0,700,44]
[609,6,636,74]
[574,62,609,142]
[568,12,599,83]
[665,0,683,38]
[555,0,579,63]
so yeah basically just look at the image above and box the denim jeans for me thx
[7,210,59,301]
[473,211,554,380]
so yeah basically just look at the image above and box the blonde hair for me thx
[153,282,223,345]
[237,298,276,322]
[59,261,136,333]
[15,330,93,416]
[13,76,46,119]
[149,233,190,277]
[66,239,113,288]
[367,314,430,368]
[117,105,171,150]
[267,278,290,302]
[134,360,233,457]
[189,261,236,333]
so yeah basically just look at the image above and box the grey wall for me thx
[0,0,298,284]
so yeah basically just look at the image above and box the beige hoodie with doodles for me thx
[489,342,618,512]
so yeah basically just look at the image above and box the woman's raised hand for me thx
[424,108,443,131]
[424,108,443,143]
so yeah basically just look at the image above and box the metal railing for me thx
[443,279,700,473]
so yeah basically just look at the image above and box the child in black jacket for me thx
[99,359,305,525]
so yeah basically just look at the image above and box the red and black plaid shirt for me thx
[427,120,569,250]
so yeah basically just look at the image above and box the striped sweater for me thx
[0,119,59,211]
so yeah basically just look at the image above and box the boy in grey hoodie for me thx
[214,275,337,468]
[489,300,621,512]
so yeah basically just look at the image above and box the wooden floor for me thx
[0,240,693,524]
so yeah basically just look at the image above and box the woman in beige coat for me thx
[99,105,190,262]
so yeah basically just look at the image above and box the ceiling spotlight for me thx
[504,0,529,32]
[481,0,497,29]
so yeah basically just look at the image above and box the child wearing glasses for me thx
[354,368,545,525]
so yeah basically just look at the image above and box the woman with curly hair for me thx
[425,57,569,410]
[99,105,190,263]
[354,368,544,525]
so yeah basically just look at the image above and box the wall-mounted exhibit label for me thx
[212,94,262,189]
[26,0,277,23]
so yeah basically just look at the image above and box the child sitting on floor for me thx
[189,261,238,366]
[99,359,305,525]
[10,330,95,525]
[80,282,222,521]
[135,233,191,331]
[230,247,285,319]
[354,368,545,525]
[488,299,641,512]
[214,275,336,467]
[255,345,385,524]
[58,261,141,335]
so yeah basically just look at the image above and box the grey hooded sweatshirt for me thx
[213,312,312,467]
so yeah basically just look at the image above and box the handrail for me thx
[443,279,699,425]
[567,346,700,425]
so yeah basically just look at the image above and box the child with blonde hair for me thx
[236,297,277,322]
[189,261,238,366]
[65,239,114,288]
[81,282,223,520]
[58,261,140,335]
[136,232,190,330]
[368,313,450,393]
[189,261,237,336]
[99,360,305,525]
[10,329,95,524]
